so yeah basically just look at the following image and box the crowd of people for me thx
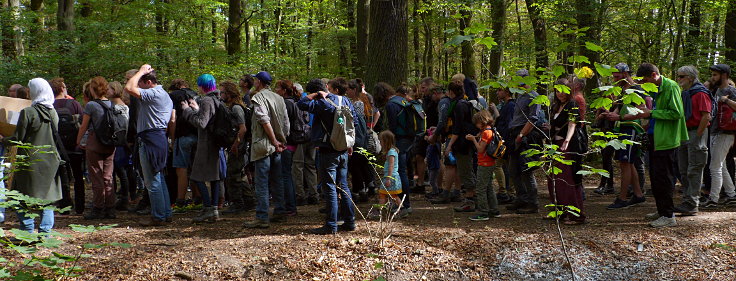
[2,61,736,236]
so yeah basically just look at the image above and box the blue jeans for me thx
[396,137,413,208]
[195,180,221,207]
[281,149,297,213]
[254,153,284,221]
[139,142,172,221]
[319,150,354,231]
[17,209,54,233]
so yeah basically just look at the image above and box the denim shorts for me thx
[172,135,197,168]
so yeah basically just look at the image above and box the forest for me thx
[1,0,735,94]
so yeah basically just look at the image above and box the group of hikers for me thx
[1,61,736,236]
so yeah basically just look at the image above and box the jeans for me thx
[709,133,736,202]
[476,165,499,216]
[195,180,221,207]
[17,209,54,233]
[508,147,539,207]
[319,150,354,231]
[677,129,708,207]
[649,135,676,218]
[396,137,413,208]
[281,149,297,212]
[139,142,172,221]
[254,153,284,221]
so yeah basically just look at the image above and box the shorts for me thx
[172,135,197,168]
[614,126,642,164]
[414,137,429,157]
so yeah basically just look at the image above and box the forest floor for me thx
[3,178,736,281]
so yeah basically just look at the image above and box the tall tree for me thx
[458,9,476,78]
[726,0,736,63]
[1,0,23,58]
[356,0,369,77]
[366,0,408,89]
[227,0,242,60]
[29,0,44,48]
[488,0,507,77]
[525,0,548,75]
[576,0,604,94]
[685,0,702,64]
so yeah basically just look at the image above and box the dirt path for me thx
[4,185,736,280]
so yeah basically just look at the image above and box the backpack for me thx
[56,106,80,150]
[366,129,382,154]
[92,100,128,147]
[484,128,507,159]
[286,98,311,144]
[469,99,487,117]
[207,96,241,148]
[392,98,426,136]
[354,113,368,149]
[718,100,736,131]
[323,96,356,151]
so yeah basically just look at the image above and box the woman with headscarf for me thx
[0,78,62,233]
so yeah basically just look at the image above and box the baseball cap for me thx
[614,63,631,73]
[709,64,731,75]
[252,71,273,84]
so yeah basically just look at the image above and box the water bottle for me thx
[448,151,457,165]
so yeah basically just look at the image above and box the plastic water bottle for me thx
[448,152,457,165]
[337,116,344,125]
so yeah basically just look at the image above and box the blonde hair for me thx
[379,130,397,156]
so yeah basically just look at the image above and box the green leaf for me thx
[554,85,571,94]
[464,24,492,35]
[69,224,98,233]
[594,62,616,77]
[10,245,38,254]
[374,261,384,269]
[622,92,645,105]
[585,42,604,52]
[552,65,565,77]
[0,268,10,278]
[509,87,526,95]
[445,35,473,47]
[37,238,63,248]
[110,243,133,248]
[531,95,550,107]
[549,166,562,175]
[641,83,658,93]
[84,243,105,249]
[526,161,544,168]
[607,139,627,150]
[590,97,613,110]
[576,170,594,176]
[567,55,591,64]
[475,37,497,49]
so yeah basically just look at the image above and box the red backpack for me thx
[718,101,736,131]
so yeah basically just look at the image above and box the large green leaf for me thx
[641,83,659,93]
[475,37,497,49]
[585,42,604,52]
[445,35,473,47]
[594,62,616,77]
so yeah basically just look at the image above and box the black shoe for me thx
[594,186,615,195]
[338,223,356,232]
[221,206,247,214]
[429,194,450,204]
[84,208,105,220]
[115,198,129,211]
[506,201,524,211]
[310,226,337,235]
[296,198,307,206]
[516,205,539,214]
[103,208,117,219]
[307,197,320,205]
[270,213,287,223]
[411,185,426,194]
[673,202,698,216]
[136,208,151,216]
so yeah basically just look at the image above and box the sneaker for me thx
[699,195,709,205]
[397,208,411,218]
[506,201,524,211]
[243,219,269,229]
[309,226,336,235]
[649,216,677,228]
[626,196,646,207]
[221,206,247,214]
[607,198,629,210]
[453,201,476,212]
[594,186,615,195]
[136,208,151,216]
[469,214,490,221]
[644,212,660,221]
[673,202,698,216]
[429,193,451,204]
[722,195,736,206]
[701,199,719,209]
[139,217,166,227]
[337,223,356,232]
[270,213,287,223]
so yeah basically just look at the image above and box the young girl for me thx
[369,131,402,218]
[465,110,500,220]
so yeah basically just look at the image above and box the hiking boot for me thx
[453,201,476,212]
[411,185,426,194]
[701,199,719,209]
[397,208,411,219]
[429,192,451,204]
[505,201,524,211]
[496,193,512,204]
[139,217,166,227]
[221,205,247,214]
[644,212,660,221]
[626,196,646,207]
[243,219,269,229]
[309,226,336,235]
[338,223,356,232]
[649,216,677,228]
[115,198,129,211]
[721,195,736,206]
[516,205,538,214]
[306,196,320,205]
[673,202,698,216]
[270,213,287,223]
[607,198,629,210]
[103,208,117,219]
[192,206,218,223]
[83,208,105,220]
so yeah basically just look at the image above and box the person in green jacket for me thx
[1,78,62,233]
[636,63,688,228]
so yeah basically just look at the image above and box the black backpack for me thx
[56,106,80,150]
[484,127,507,159]
[391,99,426,136]
[92,100,128,147]
[207,96,240,148]
[285,98,311,144]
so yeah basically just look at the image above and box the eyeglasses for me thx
[677,75,688,79]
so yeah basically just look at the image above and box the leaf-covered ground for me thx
[3,182,736,281]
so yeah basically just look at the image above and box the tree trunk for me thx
[420,4,433,78]
[366,0,408,89]
[458,9,475,78]
[356,0,369,77]
[725,0,736,63]
[1,0,23,58]
[260,0,268,50]
[306,9,313,73]
[489,0,507,77]
[412,0,420,78]
[576,0,603,95]
[525,0,548,75]
[672,0,687,71]
[685,0,701,64]
[347,0,357,75]
[227,0,242,61]
[28,0,44,49]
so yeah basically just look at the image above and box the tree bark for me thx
[525,0,548,75]
[28,0,44,49]
[1,0,23,58]
[356,0,369,77]
[412,0,420,77]
[227,0,242,61]
[366,0,408,89]
[488,0,507,77]
[458,9,476,78]
[420,3,433,78]
[726,0,736,63]
[576,0,604,95]
[685,0,701,64]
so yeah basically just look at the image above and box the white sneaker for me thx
[644,212,660,221]
[649,216,676,228]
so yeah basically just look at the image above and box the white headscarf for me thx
[28,78,55,109]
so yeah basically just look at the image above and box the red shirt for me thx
[477,128,496,167]
[573,94,587,123]
[685,91,712,128]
